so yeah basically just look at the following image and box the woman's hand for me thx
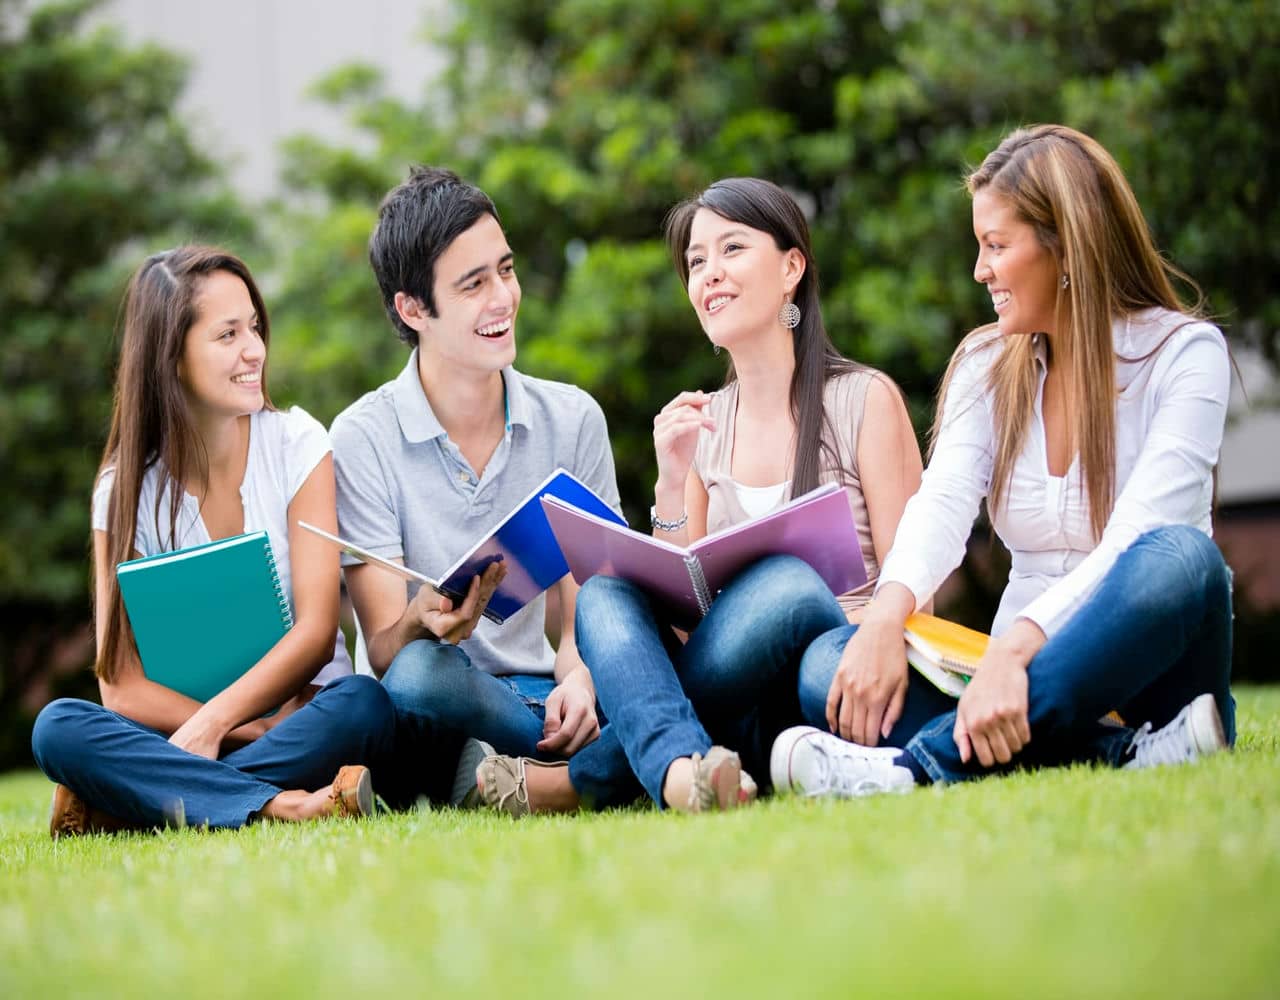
[538,672,600,756]
[169,703,234,760]
[652,391,715,501]
[952,620,1045,767]
[826,615,910,746]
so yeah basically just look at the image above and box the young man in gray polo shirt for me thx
[332,166,637,812]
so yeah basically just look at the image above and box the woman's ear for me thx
[781,247,806,295]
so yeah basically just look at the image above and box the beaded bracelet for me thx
[649,505,689,532]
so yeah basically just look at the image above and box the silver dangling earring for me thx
[713,342,721,356]
[1061,273,1070,290]
[779,301,801,329]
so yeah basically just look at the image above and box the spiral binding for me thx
[685,555,713,618]
[263,536,294,630]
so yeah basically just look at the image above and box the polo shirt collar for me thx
[501,366,532,431]
[393,349,446,443]
[393,350,533,443]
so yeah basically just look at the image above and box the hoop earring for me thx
[779,301,801,329]
[1061,273,1070,290]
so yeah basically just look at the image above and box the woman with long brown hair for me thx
[32,246,397,835]
[774,125,1235,796]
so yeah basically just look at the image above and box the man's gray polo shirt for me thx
[331,349,622,677]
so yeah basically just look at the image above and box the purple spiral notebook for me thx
[541,482,866,628]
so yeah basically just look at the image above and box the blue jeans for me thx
[576,554,847,805]
[380,641,642,808]
[799,526,1236,784]
[30,674,396,828]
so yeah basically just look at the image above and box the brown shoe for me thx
[48,784,128,839]
[328,765,373,818]
[687,746,757,812]
[474,756,568,818]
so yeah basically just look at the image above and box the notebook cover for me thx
[541,482,867,628]
[437,468,626,624]
[117,531,291,703]
[689,483,867,598]
[903,613,989,675]
[541,498,707,626]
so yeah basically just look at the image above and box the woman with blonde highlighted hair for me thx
[774,125,1236,796]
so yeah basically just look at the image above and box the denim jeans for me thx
[798,525,1236,784]
[380,641,643,808]
[30,674,396,828]
[576,554,847,805]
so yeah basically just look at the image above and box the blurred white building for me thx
[102,0,445,200]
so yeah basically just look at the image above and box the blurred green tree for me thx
[270,0,1277,615]
[0,0,251,766]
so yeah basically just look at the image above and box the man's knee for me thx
[380,641,472,715]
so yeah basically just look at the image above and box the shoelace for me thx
[1128,716,1191,767]
[688,752,711,811]
[496,758,530,812]
[814,744,893,798]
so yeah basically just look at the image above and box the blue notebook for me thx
[117,531,293,703]
[435,468,627,623]
[303,467,626,625]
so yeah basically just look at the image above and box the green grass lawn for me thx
[3,688,1278,1000]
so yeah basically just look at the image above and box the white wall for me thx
[101,0,446,200]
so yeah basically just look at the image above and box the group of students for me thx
[32,123,1236,836]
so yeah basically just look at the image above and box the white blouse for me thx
[878,307,1230,639]
[93,406,352,685]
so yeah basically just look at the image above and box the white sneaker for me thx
[771,726,916,799]
[451,737,496,807]
[1122,693,1226,770]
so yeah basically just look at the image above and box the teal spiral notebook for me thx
[117,531,293,703]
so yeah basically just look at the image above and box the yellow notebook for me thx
[903,613,989,697]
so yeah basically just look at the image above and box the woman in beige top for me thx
[567,177,922,812]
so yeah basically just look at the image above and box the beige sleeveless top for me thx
[692,370,881,619]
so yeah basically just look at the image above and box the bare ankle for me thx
[662,757,693,811]
[259,788,328,823]
[524,763,579,814]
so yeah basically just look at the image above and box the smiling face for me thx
[398,213,520,376]
[177,269,266,419]
[971,187,1062,338]
[684,208,802,351]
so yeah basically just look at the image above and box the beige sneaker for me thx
[474,756,568,818]
[687,746,757,812]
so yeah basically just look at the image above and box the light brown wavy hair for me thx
[95,247,274,682]
[934,124,1206,541]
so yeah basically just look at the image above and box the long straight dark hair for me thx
[95,246,273,682]
[664,177,863,496]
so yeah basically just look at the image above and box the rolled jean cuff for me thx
[904,712,957,785]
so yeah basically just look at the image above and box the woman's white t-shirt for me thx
[92,406,353,686]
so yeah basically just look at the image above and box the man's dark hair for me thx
[369,165,501,346]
